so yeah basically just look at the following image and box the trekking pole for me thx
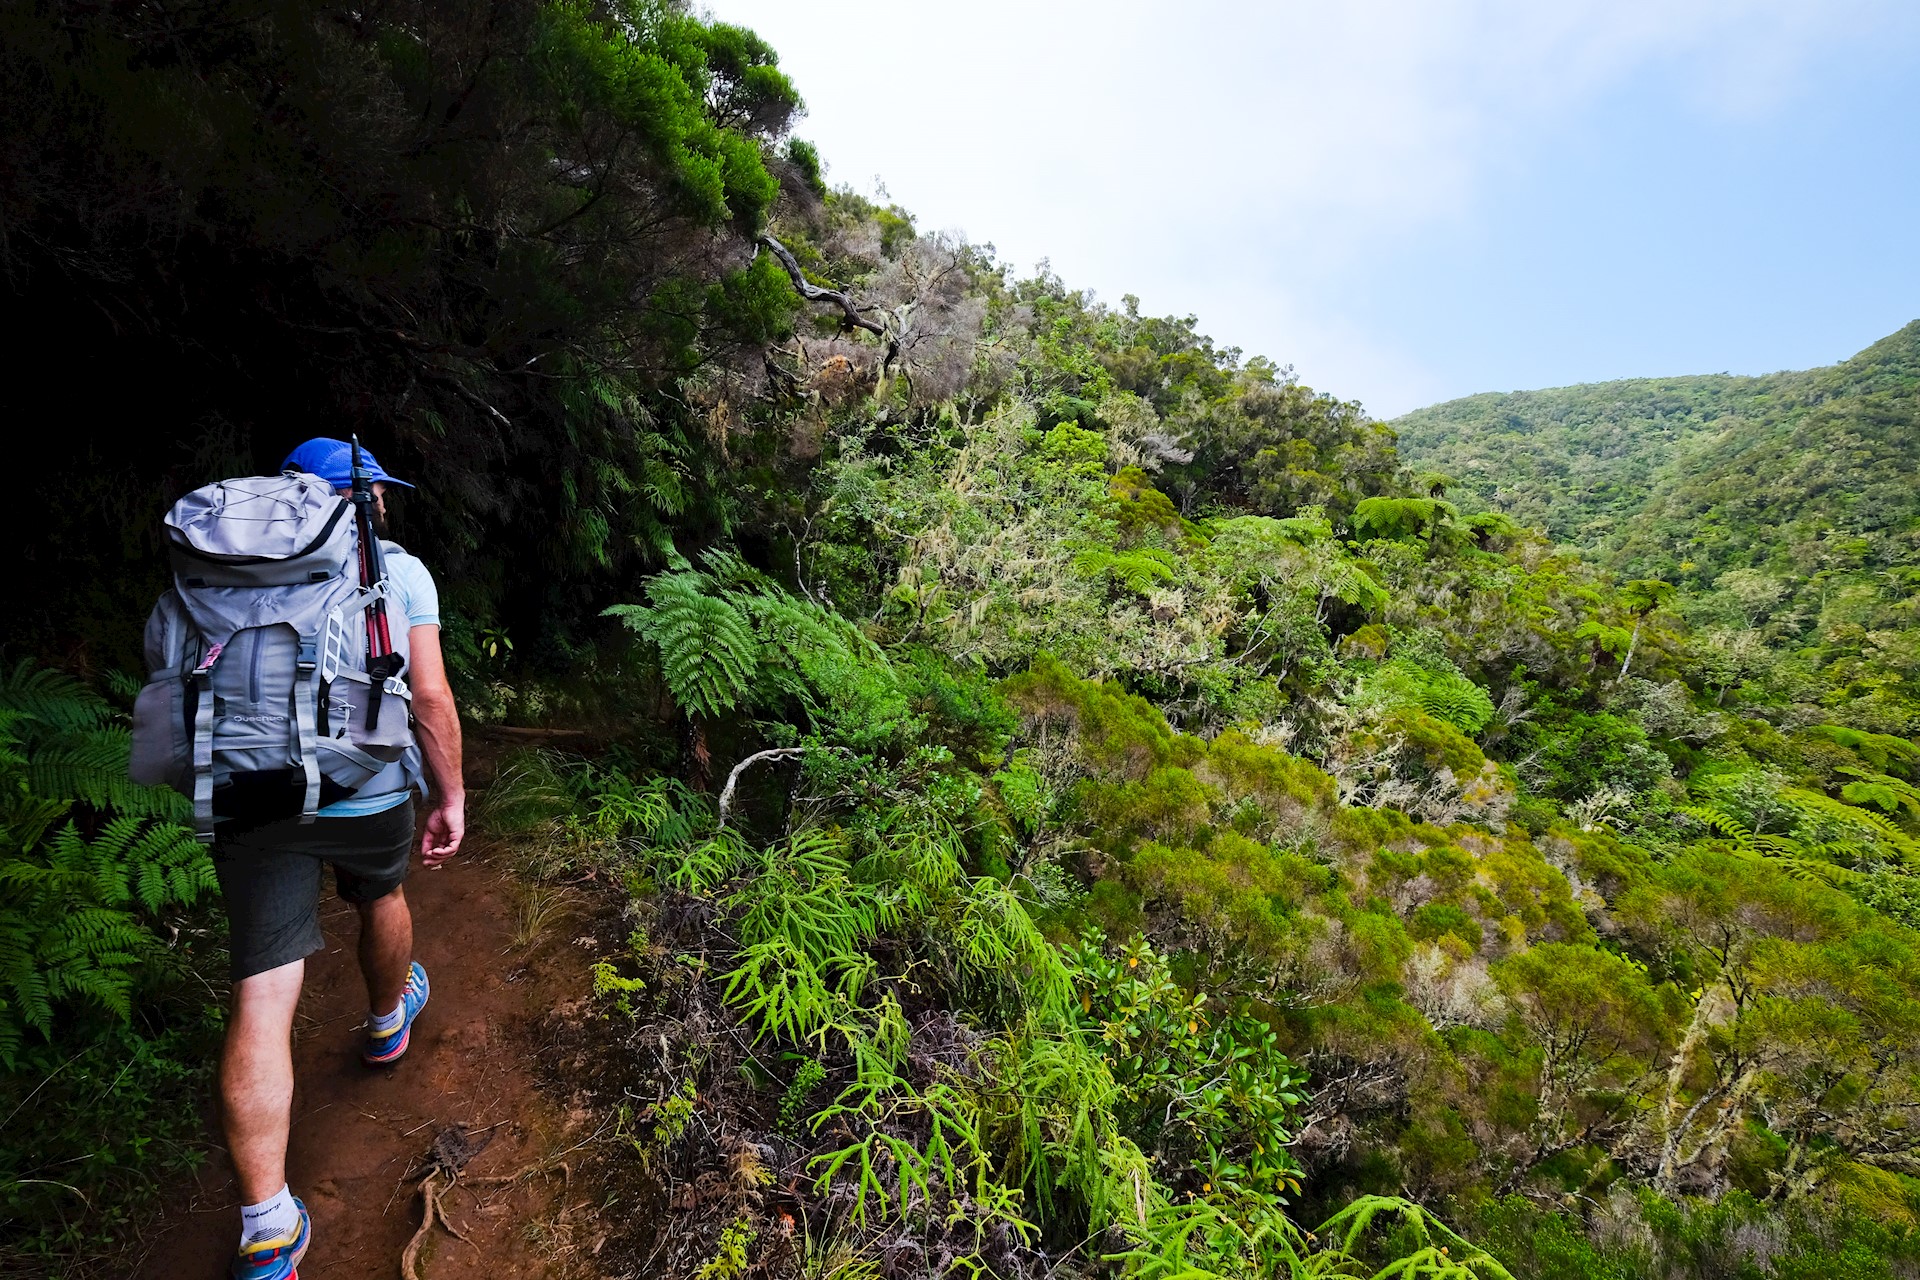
[349,434,395,658]
[350,435,402,729]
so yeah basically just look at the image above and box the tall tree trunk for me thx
[686,715,712,791]
[1617,618,1643,682]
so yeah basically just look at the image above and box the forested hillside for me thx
[1389,372,1794,550]
[1392,323,1920,588]
[4,3,1919,1278]
[1397,323,1920,744]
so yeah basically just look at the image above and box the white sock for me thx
[369,1002,404,1034]
[239,1183,300,1247]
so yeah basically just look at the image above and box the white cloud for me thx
[708,0,1916,413]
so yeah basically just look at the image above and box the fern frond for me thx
[1780,787,1919,863]
[1074,548,1177,597]
[1415,670,1496,736]
[605,574,759,719]
[721,937,846,1046]
[659,829,748,894]
[1837,768,1920,818]
[1805,725,1920,774]
[1680,802,1754,847]
[957,879,1074,1023]
[0,661,113,733]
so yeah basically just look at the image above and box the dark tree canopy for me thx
[2,0,803,666]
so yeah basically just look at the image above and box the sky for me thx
[706,0,1920,418]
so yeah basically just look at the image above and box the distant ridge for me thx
[1392,320,1920,589]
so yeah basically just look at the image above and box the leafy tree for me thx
[1491,943,1675,1177]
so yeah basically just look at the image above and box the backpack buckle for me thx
[296,640,318,676]
[190,642,225,681]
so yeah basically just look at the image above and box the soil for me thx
[129,837,601,1280]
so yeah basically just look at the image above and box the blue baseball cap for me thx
[281,437,415,490]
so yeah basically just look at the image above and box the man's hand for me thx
[421,795,465,867]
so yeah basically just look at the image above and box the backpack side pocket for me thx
[130,671,189,791]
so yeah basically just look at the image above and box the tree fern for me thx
[1353,659,1495,736]
[1414,668,1496,736]
[609,555,918,755]
[1352,496,1457,542]
[604,572,759,719]
[1777,786,1919,866]
[1837,767,1920,819]
[1805,725,1920,775]
[1074,547,1178,597]
[1679,801,1858,885]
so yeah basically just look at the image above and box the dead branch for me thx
[473,725,593,740]
[758,233,903,370]
[717,747,805,827]
[757,233,885,339]
[717,744,863,826]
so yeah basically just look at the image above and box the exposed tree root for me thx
[401,1171,476,1280]
[401,1158,578,1279]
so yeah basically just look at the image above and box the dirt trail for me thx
[132,840,593,1279]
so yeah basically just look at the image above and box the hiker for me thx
[131,439,464,1278]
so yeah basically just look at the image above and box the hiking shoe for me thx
[230,1197,310,1279]
[362,961,430,1067]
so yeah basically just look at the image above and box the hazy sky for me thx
[708,0,1920,417]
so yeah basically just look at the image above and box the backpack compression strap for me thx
[294,639,322,824]
[188,643,224,842]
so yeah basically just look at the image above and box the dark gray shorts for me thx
[212,804,415,981]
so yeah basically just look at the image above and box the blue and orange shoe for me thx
[362,961,430,1067]
[230,1198,310,1279]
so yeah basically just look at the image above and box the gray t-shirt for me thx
[320,550,439,816]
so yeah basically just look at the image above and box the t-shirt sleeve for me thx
[387,553,441,628]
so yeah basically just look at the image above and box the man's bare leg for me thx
[220,959,305,1205]
[357,885,413,1016]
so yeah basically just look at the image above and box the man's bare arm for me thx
[407,623,465,865]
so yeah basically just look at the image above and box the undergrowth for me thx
[496,748,1513,1279]
[0,664,224,1278]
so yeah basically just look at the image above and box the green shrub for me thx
[1409,902,1483,952]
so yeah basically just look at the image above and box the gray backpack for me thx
[130,471,418,839]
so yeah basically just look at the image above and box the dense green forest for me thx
[1390,372,1796,550]
[1396,325,1920,748]
[3,1,1918,1276]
